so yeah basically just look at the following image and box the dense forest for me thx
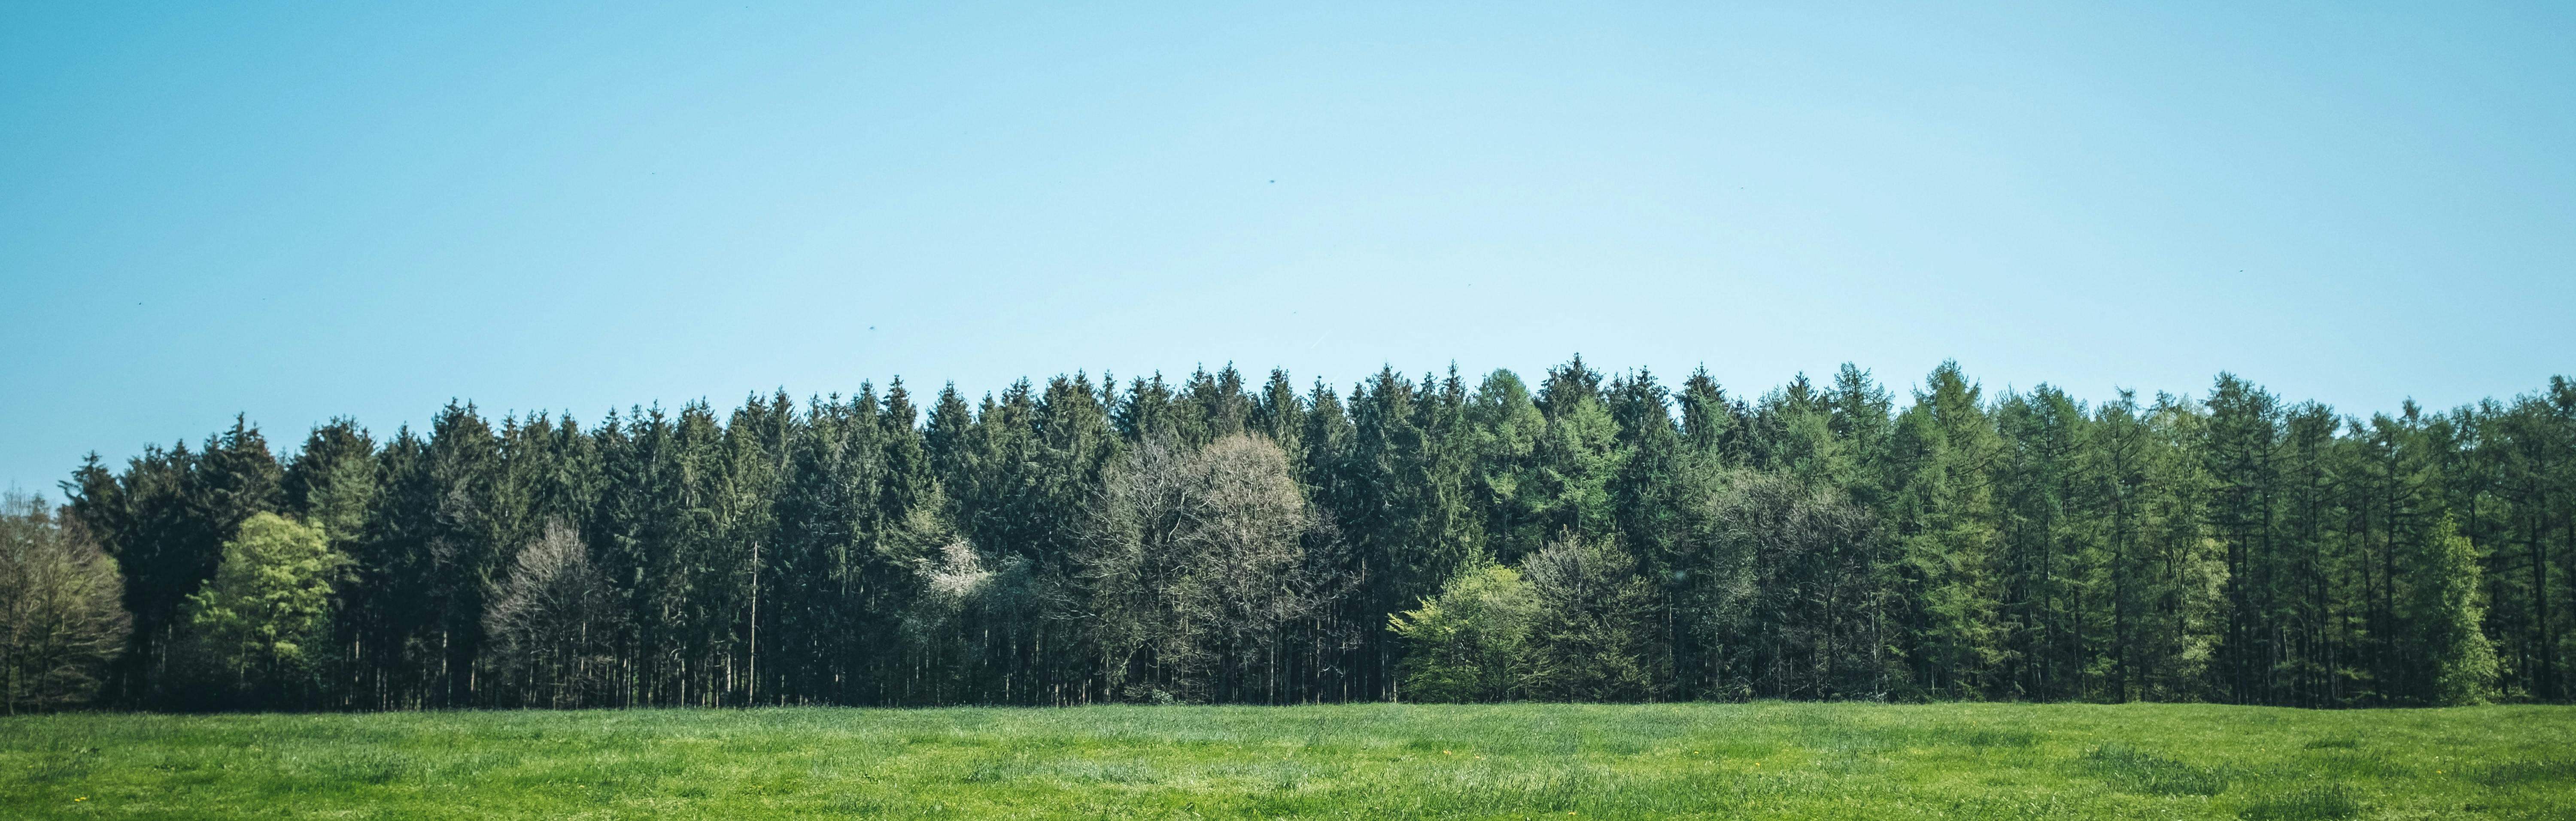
[6,359,2572,713]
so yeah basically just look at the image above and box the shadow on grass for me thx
[2471,757,2576,788]
[2236,785,2360,821]
[2082,742,2230,796]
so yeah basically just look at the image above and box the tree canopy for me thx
[35,363,2576,710]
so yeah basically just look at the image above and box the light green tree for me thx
[184,512,348,697]
[1389,559,1539,702]
[2411,517,2498,705]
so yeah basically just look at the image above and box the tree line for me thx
[6,359,2571,712]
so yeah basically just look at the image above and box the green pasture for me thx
[3,702,2568,819]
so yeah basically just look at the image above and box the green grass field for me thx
[3,702,2569,819]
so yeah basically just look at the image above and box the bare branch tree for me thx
[1,490,132,713]
[1073,434,1344,702]
[483,519,614,708]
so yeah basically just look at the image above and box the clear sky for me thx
[4,2,2571,499]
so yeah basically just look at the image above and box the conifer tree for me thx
[1530,361,1624,545]
[1469,370,1548,563]
[45,362,2576,709]
[1677,367,1747,465]
[282,419,377,543]
[2203,374,2282,702]
[192,417,286,550]
[1992,386,2091,700]
[1252,368,1306,467]
[769,389,883,703]
[1885,362,2003,698]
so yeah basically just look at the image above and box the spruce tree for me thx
[2203,374,2283,702]
[1468,370,1547,563]
[1529,361,1623,546]
[282,419,377,542]
[1885,362,2002,698]
[42,363,2576,709]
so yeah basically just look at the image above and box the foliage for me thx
[180,513,346,705]
[2411,517,2498,705]
[1522,536,1667,701]
[1691,469,1886,699]
[0,491,131,713]
[48,362,2576,709]
[1390,559,1538,702]
[1075,434,1344,703]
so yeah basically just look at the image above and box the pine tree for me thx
[192,417,286,549]
[1530,360,1623,546]
[1884,362,2002,698]
[1992,386,2091,700]
[1468,370,1547,563]
[1605,369,1718,698]
[2269,401,2341,706]
[42,363,2574,710]
[1677,367,1748,466]
[421,403,505,706]
[2203,374,2283,702]
[1666,367,1743,696]
[769,389,881,703]
[282,419,377,542]
[349,427,432,708]
[1024,374,1123,702]
[2087,391,2157,701]
[1252,369,1307,469]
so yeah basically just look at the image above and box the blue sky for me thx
[3,2,2570,498]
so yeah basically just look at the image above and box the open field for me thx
[3,703,2570,819]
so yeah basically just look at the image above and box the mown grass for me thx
[2,702,2567,818]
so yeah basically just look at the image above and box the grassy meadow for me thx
[2,702,2569,819]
